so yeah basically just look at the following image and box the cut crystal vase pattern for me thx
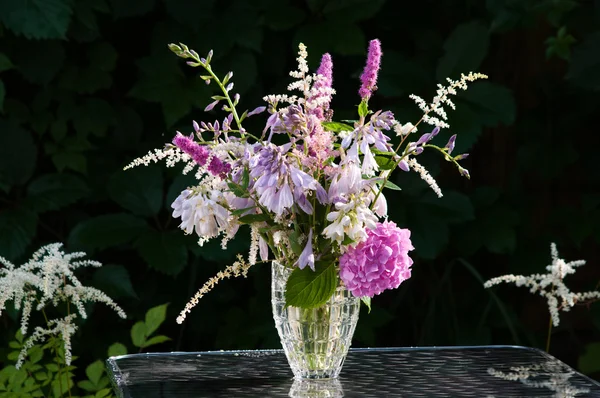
[271,262,360,379]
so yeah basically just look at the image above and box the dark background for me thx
[1,0,600,381]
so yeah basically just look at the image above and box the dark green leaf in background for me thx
[14,40,65,85]
[0,120,37,187]
[92,264,138,300]
[0,80,4,112]
[0,207,37,261]
[0,53,13,72]
[567,32,600,91]
[110,0,156,19]
[437,21,490,81]
[108,166,163,217]
[135,229,188,275]
[68,213,148,251]
[25,173,89,213]
[0,0,73,40]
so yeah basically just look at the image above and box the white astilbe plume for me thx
[0,243,126,368]
[484,243,600,327]
[407,158,443,198]
[487,361,590,397]
[17,314,78,368]
[410,71,488,129]
[123,147,190,170]
[177,254,251,324]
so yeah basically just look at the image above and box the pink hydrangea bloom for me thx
[339,221,414,298]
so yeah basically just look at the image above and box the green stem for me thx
[545,314,553,353]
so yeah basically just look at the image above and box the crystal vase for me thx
[271,262,360,379]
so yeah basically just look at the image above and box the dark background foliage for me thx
[1,0,600,380]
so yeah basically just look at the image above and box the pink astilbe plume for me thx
[310,53,334,120]
[172,133,231,176]
[359,39,382,101]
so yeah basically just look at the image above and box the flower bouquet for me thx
[126,39,485,379]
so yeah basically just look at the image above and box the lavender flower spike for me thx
[359,39,382,100]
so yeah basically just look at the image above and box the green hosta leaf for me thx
[68,213,147,251]
[578,342,600,375]
[0,120,37,187]
[25,173,89,213]
[383,180,402,191]
[358,100,368,118]
[109,166,163,217]
[92,264,138,299]
[107,342,127,357]
[374,156,395,170]
[0,0,73,40]
[144,304,168,336]
[567,32,600,91]
[85,360,105,386]
[0,53,13,72]
[135,229,188,275]
[131,321,147,348]
[436,21,490,81]
[288,230,303,256]
[361,297,371,313]
[285,261,338,309]
[0,207,37,261]
[238,213,272,224]
[322,121,354,132]
[141,335,171,348]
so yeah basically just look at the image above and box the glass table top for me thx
[106,346,600,397]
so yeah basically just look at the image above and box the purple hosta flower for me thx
[370,110,395,130]
[296,229,315,270]
[172,133,231,177]
[204,100,219,112]
[308,53,334,121]
[247,106,266,117]
[445,134,457,154]
[323,196,378,245]
[250,144,325,216]
[328,160,363,202]
[339,221,414,298]
[259,237,269,261]
[171,188,239,240]
[359,39,382,101]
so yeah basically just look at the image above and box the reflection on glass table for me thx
[106,346,600,397]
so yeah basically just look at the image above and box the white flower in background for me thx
[407,157,443,198]
[484,243,600,327]
[0,244,126,368]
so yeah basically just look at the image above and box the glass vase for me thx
[271,261,360,379]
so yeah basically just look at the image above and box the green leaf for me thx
[14,41,65,85]
[374,156,395,170]
[436,21,490,81]
[95,388,113,398]
[322,0,385,22]
[361,297,371,313]
[78,379,96,392]
[567,32,600,91]
[322,121,354,132]
[383,180,402,191]
[0,53,13,73]
[51,151,87,173]
[285,261,338,309]
[28,346,43,364]
[265,4,306,30]
[68,213,148,251]
[238,213,272,224]
[85,360,104,386]
[0,120,37,187]
[288,230,304,256]
[72,98,116,137]
[25,173,90,213]
[110,0,156,18]
[0,207,37,261]
[108,166,163,217]
[358,100,368,118]
[107,343,127,357]
[144,304,168,337]
[135,229,188,275]
[0,0,73,40]
[227,181,249,198]
[141,335,171,348]
[130,321,147,348]
[92,264,138,300]
[578,342,600,374]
